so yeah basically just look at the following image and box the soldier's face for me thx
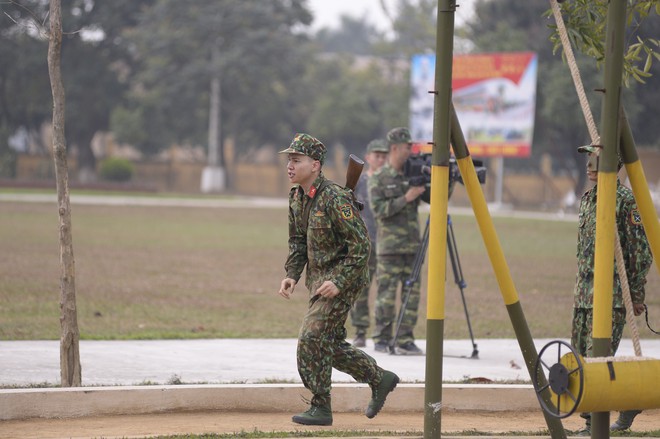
[287,153,319,186]
[366,151,388,172]
[390,143,413,170]
[586,152,599,182]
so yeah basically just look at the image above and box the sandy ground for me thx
[2,409,660,439]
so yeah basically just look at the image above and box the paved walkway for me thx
[2,338,659,387]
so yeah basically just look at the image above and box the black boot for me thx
[611,410,642,431]
[365,370,399,418]
[292,402,332,426]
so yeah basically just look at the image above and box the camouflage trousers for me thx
[571,308,626,357]
[349,245,377,335]
[298,293,384,407]
[372,254,420,346]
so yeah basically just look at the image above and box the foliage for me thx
[2,0,658,187]
[0,0,156,178]
[98,157,134,182]
[547,0,660,86]
[314,15,383,55]
[115,0,313,159]
[303,57,409,155]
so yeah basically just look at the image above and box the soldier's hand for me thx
[279,278,296,299]
[633,303,645,316]
[405,185,426,202]
[317,280,339,298]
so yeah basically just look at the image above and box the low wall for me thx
[11,148,660,209]
[0,383,539,421]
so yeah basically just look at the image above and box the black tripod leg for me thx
[447,214,479,359]
[389,218,430,354]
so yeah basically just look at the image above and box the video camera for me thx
[403,145,486,203]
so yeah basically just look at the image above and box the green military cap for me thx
[577,144,601,154]
[279,133,327,164]
[366,138,388,153]
[386,127,412,146]
[578,144,623,169]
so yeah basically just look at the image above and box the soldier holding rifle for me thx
[277,133,399,426]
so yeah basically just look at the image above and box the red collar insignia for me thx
[308,185,317,198]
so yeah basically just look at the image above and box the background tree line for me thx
[1,0,658,187]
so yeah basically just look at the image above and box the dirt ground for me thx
[2,409,660,439]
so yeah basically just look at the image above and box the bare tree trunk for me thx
[48,0,81,387]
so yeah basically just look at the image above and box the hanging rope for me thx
[550,0,643,356]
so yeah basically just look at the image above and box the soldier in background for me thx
[350,138,389,348]
[572,145,652,436]
[368,127,426,355]
[278,133,399,426]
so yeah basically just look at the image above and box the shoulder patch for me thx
[339,203,354,220]
[630,209,642,225]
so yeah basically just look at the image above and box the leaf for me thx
[644,52,653,72]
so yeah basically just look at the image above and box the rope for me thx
[550,0,642,356]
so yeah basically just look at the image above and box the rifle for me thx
[345,154,365,210]
[345,154,364,190]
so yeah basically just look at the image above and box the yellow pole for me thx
[592,173,617,347]
[625,161,659,271]
[619,110,659,274]
[426,167,449,322]
[456,158,518,305]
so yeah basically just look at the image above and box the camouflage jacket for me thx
[574,181,652,309]
[285,173,370,302]
[355,173,377,244]
[368,163,421,256]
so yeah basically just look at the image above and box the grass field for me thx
[1,194,658,341]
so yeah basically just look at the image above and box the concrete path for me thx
[2,338,659,387]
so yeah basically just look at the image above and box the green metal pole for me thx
[424,1,454,438]
[592,1,627,437]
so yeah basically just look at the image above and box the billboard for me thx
[410,52,538,158]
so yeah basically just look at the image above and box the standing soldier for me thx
[278,133,399,426]
[369,127,426,355]
[571,144,652,436]
[350,138,389,347]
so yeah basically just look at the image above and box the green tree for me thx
[548,0,660,148]
[315,15,383,55]
[0,8,51,163]
[303,57,408,155]
[113,0,313,166]
[1,0,155,181]
[373,0,438,58]
[549,0,660,85]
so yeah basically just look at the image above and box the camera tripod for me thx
[389,214,479,358]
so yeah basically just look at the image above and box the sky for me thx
[306,0,476,33]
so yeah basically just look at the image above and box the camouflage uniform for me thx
[369,162,422,347]
[571,181,652,357]
[282,134,387,408]
[349,171,377,335]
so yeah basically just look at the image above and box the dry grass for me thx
[1,199,658,341]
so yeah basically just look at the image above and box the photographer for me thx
[368,127,426,355]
